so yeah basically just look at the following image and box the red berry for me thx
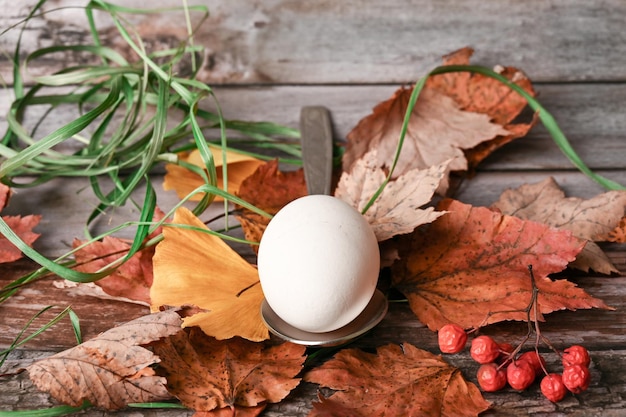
[562,364,591,394]
[519,351,546,375]
[438,323,467,354]
[562,345,591,368]
[506,360,536,390]
[470,335,500,364]
[476,363,507,392]
[540,373,567,402]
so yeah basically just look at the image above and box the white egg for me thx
[257,195,380,333]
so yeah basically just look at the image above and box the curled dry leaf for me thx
[151,207,269,341]
[304,343,490,417]
[426,46,538,169]
[27,310,182,409]
[391,199,611,331]
[235,160,308,247]
[150,328,306,413]
[163,146,264,201]
[342,87,509,195]
[334,150,448,241]
[491,176,626,274]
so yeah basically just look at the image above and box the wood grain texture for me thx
[2,0,626,84]
[1,0,626,415]
[2,84,625,171]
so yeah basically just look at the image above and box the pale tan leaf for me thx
[335,150,448,241]
[491,177,626,273]
[343,87,510,185]
[27,310,182,409]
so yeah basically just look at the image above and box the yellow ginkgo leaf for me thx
[151,206,269,341]
[163,146,264,201]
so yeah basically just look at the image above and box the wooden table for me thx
[1,1,625,416]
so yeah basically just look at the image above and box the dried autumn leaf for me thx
[304,343,490,417]
[235,160,307,246]
[72,236,154,304]
[150,328,306,413]
[607,217,626,243]
[27,310,182,409]
[71,208,167,304]
[164,146,264,201]
[0,182,42,263]
[391,199,610,331]
[151,206,269,341]
[194,405,265,417]
[426,47,537,169]
[335,150,448,241]
[0,214,41,264]
[491,177,626,274]
[342,86,509,194]
[0,182,11,210]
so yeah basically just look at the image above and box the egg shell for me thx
[257,195,380,333]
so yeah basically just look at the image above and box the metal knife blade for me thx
[300,106,333,195]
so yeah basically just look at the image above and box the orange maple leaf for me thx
[235,160,307,247]
[151,206,269,341]
[27,310,182,409]
[0,214,41,264]
[391,199,611,331]
[304,343,490,417]
[426,47,538,169]
[150,328,306,413]
[163,146,264,201]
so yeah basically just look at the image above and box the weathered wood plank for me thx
[2,83,625,171]
[2,0,626,84]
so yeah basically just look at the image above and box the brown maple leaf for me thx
[27,310,182,409]
[391,199,611,331]
[151,206,269,341]
[150,328,306,413]
[163,146,264,202]
[341,86,509,194]
[235,160,307,246]
[491,176,626,274]
[426,47,538,169]
[334,150,448,241]
[304,343,490,417]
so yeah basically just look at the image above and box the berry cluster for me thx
[437,324,591,402]
[436,266,592,403]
